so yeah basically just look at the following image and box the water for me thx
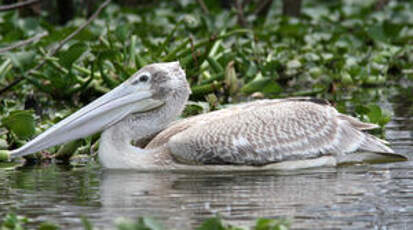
[0,89,412,230]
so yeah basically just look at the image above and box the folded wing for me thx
[147,99,395,166]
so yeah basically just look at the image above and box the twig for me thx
[0,31,48,54]
[0,0,39,11]
[197,0,209,14]
[0,0,111,96]
[48,0,111,57]
[189,36,198,67]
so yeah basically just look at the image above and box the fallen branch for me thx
[0,31,48,54]
[0,0,39,12]
[0,0,111,96]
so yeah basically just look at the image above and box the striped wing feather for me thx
[146,99,393,166]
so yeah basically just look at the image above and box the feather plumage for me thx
[146,99,395,166]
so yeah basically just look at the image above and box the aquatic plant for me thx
[0,213,290,230]
[0,0,411,162]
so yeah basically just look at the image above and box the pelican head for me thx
[8,61,190,160]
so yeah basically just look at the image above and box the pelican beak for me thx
[9,84,164,160]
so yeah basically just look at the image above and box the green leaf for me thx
[115,24,130,43]
[7,51,36,70]
[1,110,35,139]
[183,102,209,117]
[367,104,382,124]
[242,77,282,95]
[382,21,403,40]
[196,217,226,230]
[38,222,60,230]
[59,43,88,68]
[81,216,93,230]
[0,150,10,162]
[254,218,290,230]
[1,213,29,230]
[141,217,164,230]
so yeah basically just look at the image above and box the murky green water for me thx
[1,89,412,230]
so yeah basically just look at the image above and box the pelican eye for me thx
[132,73,150,85]
[139,74,149,82]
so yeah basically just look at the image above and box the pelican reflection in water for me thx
[4,62,406,170]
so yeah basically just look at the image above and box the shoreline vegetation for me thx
[1,213,290,230]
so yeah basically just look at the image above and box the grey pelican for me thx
[2,62,406,170]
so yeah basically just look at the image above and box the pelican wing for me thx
[148,99,394,166]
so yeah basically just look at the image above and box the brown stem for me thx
[0,0,39,12]
[48,0,111,57]
[0,31,48,54]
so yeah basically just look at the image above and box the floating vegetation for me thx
[0,213,290,230]
[0,0,411,162]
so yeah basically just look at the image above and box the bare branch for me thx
[0,0,112,96]
[48,0,111,57]
[0,0,39,12]
[0,31,48,54]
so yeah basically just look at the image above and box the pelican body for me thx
[6,62,406,170]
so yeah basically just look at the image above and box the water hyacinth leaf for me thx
[341,71,353,85]
[286,59,301,70]
[246,62,258,78]
[367,104,390,126]
[242,76,282,95]
[141,217,164,230]
[195,217,232,230]
[59,43,88,68]
[1,110,35,139]
[7,51,36,70]
[115,24,130,43]
[355,105,370,115]
[81,216,93,230]
[0,150,10,162]
[73,28,97,41]
[183,102,209,117]
[17,17,41,35]
[368,24,388,43]
[38,222,60,230]
[115,217,163,230]
[254,218,290,230]
[0,139,8,149]
[382,21,403,41]
[1,213,29,229]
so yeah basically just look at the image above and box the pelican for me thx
[1,62,406,170]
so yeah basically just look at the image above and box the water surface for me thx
[0,89,412,230]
